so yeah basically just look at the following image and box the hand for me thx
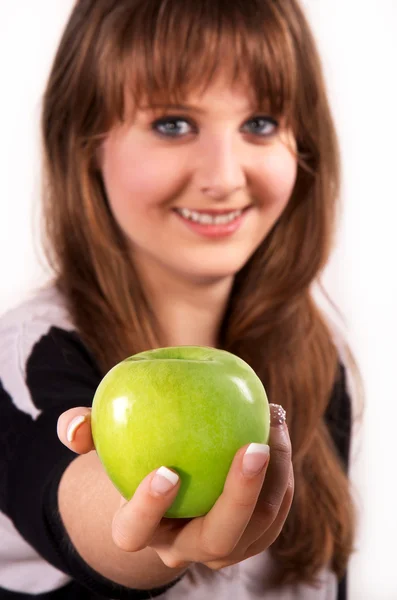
[57,403,293,571]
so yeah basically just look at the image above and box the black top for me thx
[0,287,352,599]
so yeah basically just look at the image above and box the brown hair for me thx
[41,0,358,587]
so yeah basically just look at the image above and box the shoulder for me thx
[0,283,74,358]
[0,284,101,419]
[0,281,73,325]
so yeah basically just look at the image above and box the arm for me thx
[56,400,294,576]
[57,450,187,589]
[0,321,186,597]
[2,319,293,595]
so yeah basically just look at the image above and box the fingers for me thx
[201,403,293,569]
[174,442,271,561]
[110,402,291,573]
[253,404,292,521]
[246,465,294,555]
[232,404,292,544]
[205,466,294,570]
[153,404,291,568]
[57,407,94,454]
[112,467,181,552]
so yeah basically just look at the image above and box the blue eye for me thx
[241,116,278,137]
[152,117,194,137]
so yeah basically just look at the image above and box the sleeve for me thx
[325,362,352,472]
[0,321,185,598]
[324,362,352,600]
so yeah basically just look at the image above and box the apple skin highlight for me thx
[91,346,270,518]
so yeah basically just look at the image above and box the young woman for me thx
[0,0,357,598]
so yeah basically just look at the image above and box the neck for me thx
[134,255,234,348]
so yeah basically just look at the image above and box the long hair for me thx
[41,0,357,586]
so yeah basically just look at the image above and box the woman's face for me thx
[99,76,298,284]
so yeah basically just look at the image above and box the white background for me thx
[0,2,396,598]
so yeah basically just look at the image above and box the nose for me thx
[195,135,246,200]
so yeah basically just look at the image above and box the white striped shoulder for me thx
[0,284,75,420]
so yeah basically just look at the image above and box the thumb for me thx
[57,407,94,454]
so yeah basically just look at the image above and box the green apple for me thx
[91,346,270,518]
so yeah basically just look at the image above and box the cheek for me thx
[256,149,298,210]
[102,139,187,215]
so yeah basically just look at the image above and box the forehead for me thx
[103,2,298,128]
[123,71,266,120]
[97,0,301,129]
[181,75,257,110]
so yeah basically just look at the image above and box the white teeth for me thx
[176,208,243,225]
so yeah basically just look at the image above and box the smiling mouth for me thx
[173,207,249,225]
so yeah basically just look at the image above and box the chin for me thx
[181,259,248,283]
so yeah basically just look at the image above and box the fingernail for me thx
[242,443,270,477]
[150,467,179,496]
[66,415,87,442]
[269,404,287,427]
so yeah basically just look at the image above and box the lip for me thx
[173,206,251,239]
[174,207,249,215]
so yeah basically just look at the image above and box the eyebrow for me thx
[142,103,207,114]
[140,103,270,119]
